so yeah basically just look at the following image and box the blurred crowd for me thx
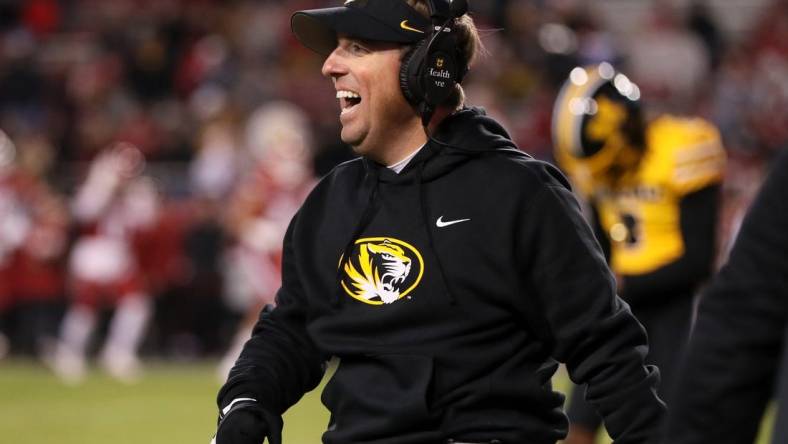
[0,0,785,381]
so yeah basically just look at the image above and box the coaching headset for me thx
[399,0,470,127]
[291,0,470,128]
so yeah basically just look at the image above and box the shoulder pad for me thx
[645,115,726,195]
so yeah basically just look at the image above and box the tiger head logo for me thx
[340,237,424,305]
[584,95,629,158]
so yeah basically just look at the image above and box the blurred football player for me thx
[0,129,21,360]
[50,143,159,384]
[0,129,68,360]
[553,63,726,444]
[217,102,315,380]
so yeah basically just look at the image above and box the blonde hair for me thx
[404,0,484,110]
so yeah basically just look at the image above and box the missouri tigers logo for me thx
[339,237,424,305]
[585,95,628,148]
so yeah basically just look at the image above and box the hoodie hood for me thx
[367,107,531,184]
[433,106,518,154]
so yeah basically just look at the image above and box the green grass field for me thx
[0,360,774,444]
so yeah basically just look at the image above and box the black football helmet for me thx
[552,63,645,183]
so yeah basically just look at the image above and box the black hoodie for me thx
[218,108,665,444]
[664,150,788,444]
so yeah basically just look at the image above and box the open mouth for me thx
[337,90,362,114]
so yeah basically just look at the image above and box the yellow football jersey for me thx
[570,115,726,275]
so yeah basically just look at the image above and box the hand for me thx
[213,400,281,444]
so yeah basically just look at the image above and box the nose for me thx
[321,47,347,79]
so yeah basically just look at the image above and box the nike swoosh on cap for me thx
[400,20,425,34]
[436,216,471,228]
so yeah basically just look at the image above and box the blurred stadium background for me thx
[0,0,785,443]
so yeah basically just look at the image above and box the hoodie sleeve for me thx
[517,173,665,443]
[664,152,788,444]
[217,213,325,418]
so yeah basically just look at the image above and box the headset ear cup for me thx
[421,32,459,109]
[399,40,428,107]
[399,46,418,105]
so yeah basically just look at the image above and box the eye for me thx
[349,42,369,55]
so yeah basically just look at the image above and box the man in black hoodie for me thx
[211,1,665,443]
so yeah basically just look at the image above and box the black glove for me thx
[214,399,282,444]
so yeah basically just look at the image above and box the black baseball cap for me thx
[291,0,432,56]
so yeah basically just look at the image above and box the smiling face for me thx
[321,36,425,164]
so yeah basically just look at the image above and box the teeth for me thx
[336,90,360,99]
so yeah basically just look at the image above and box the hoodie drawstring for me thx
[333,168,380,307]
[417,161,457,306]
